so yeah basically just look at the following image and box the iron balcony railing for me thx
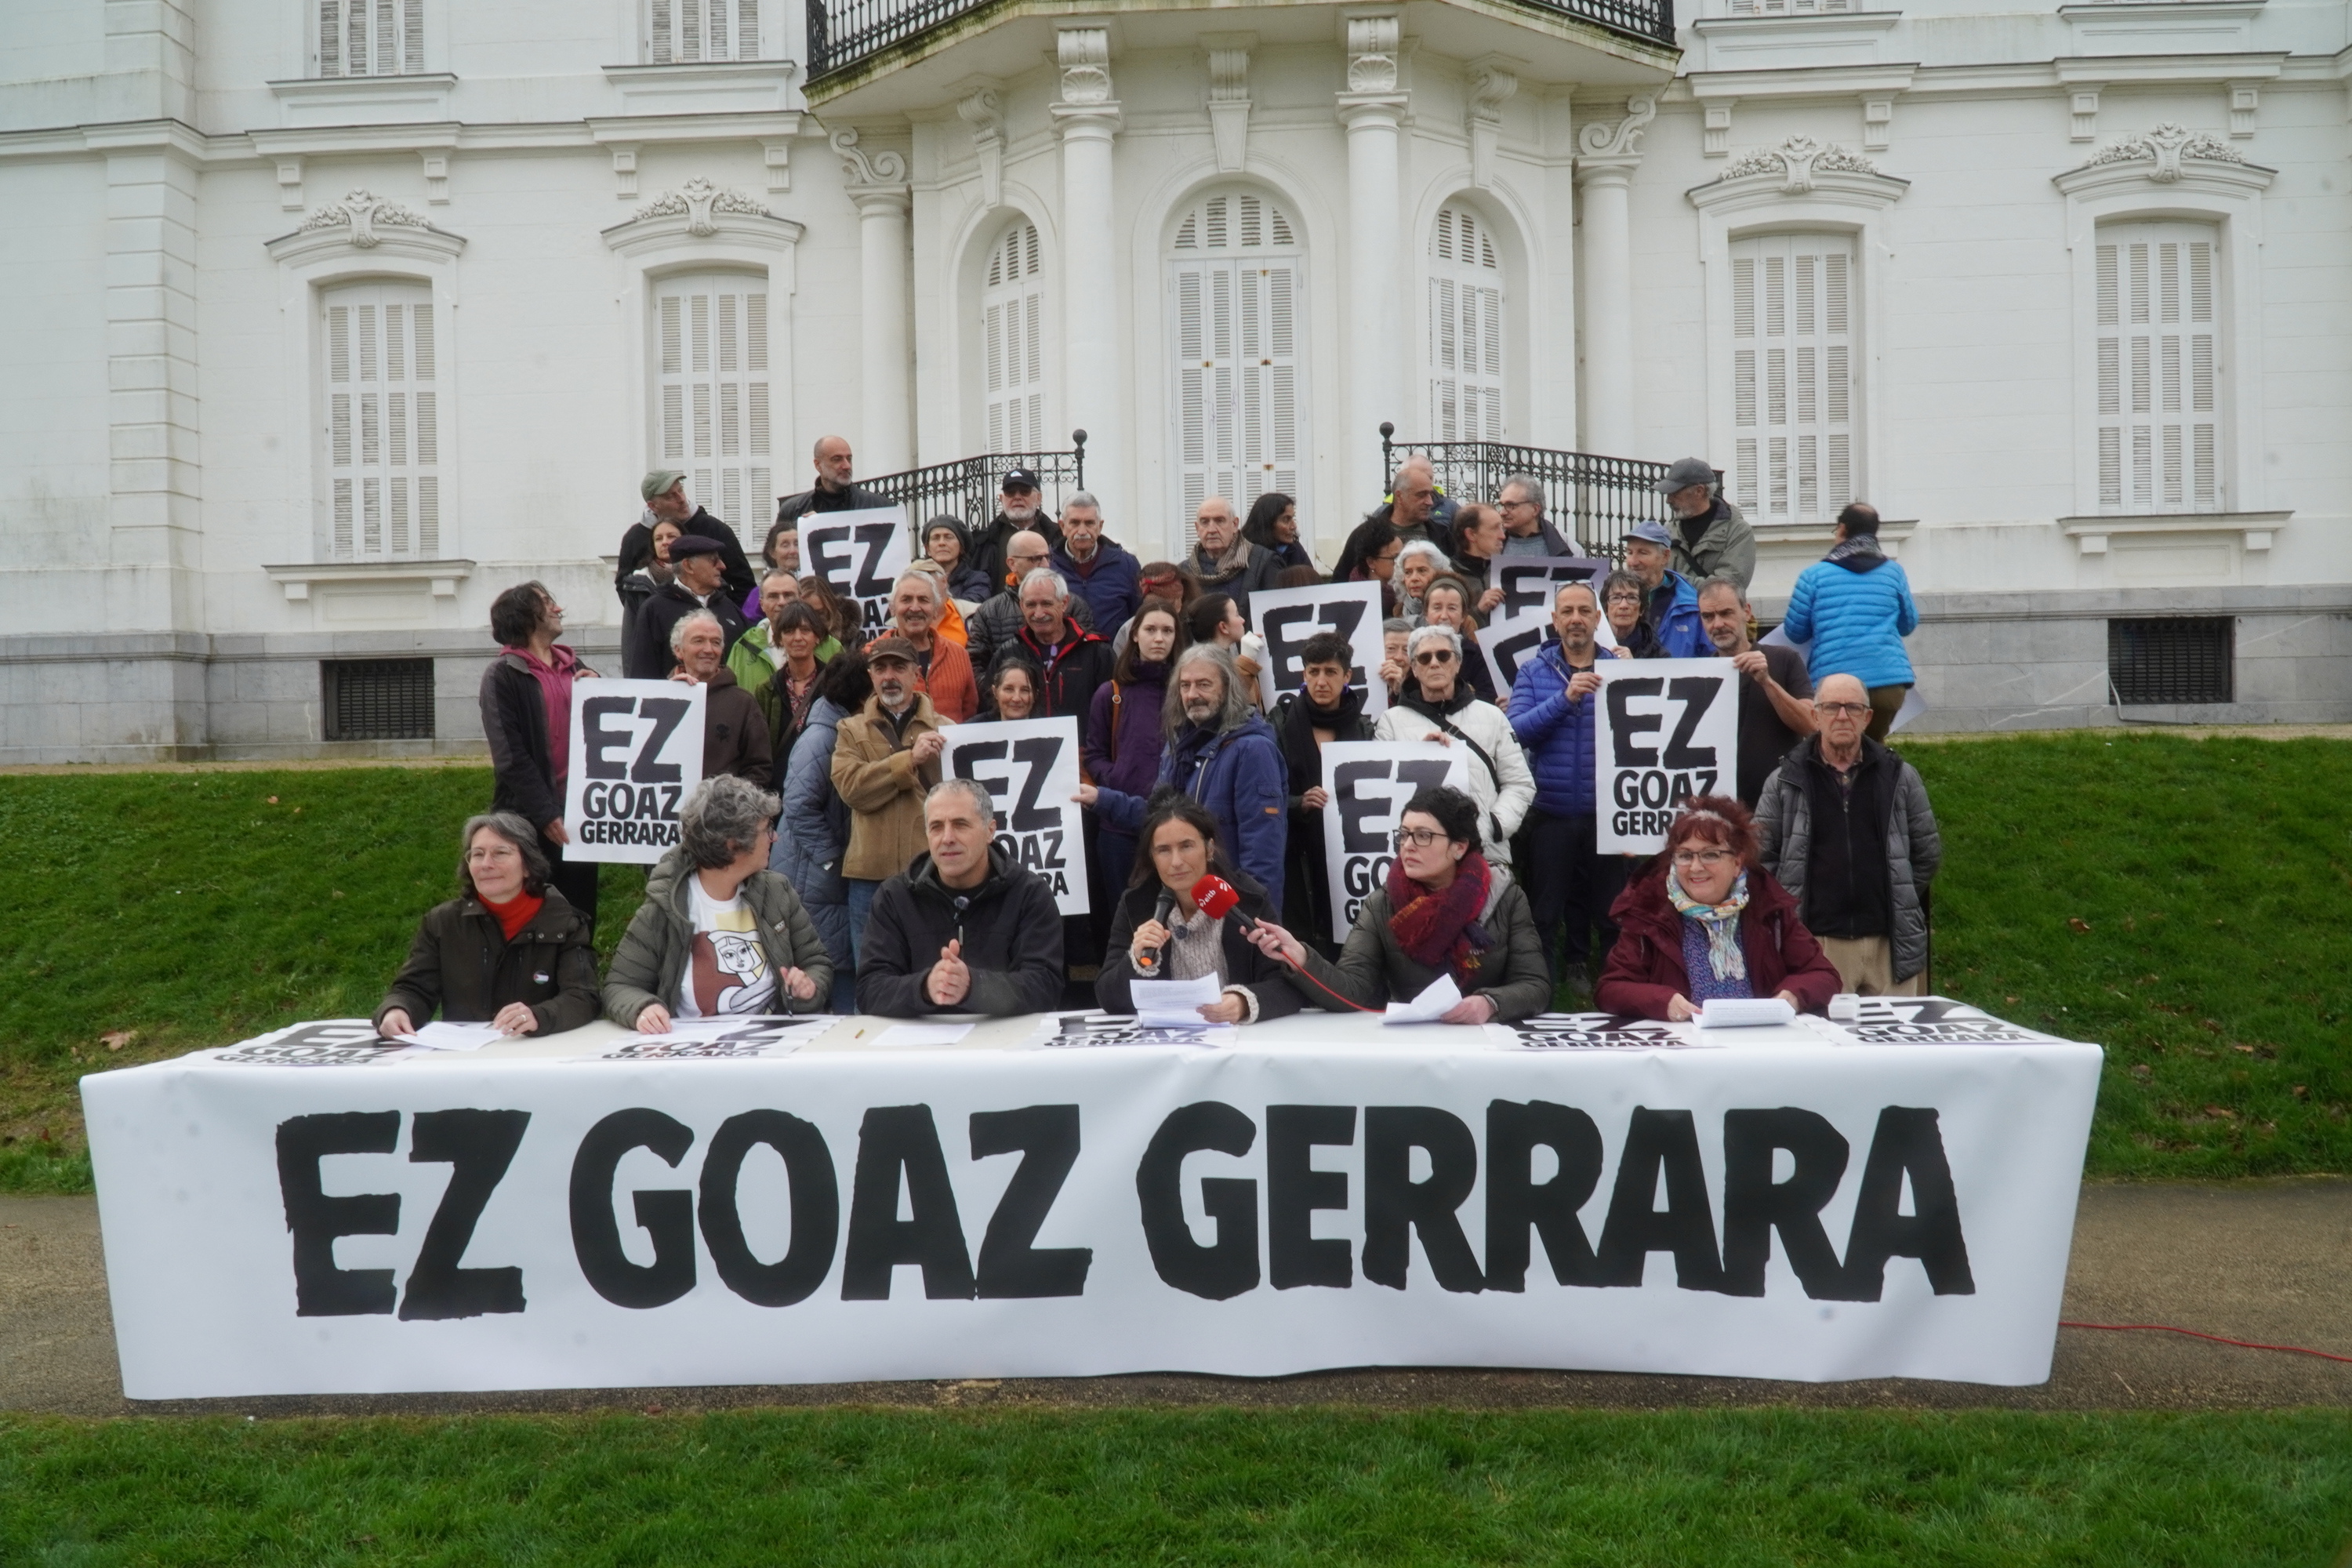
[807,0,1675,80]
[1379,424,1679,562]
[858,430,1087,534]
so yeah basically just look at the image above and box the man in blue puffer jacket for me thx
[1621,520,1711,659]
[1505,580,1629,996]
[1780,502,1919,741]
[1083,644,1289,908]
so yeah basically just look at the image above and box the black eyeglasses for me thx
[1394,827,1450,848]
[1413,650,1455,666]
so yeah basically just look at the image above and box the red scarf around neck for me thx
[1385,852,1495,985]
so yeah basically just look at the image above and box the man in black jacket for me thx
[1269,632,1376,949]
[638,534,750,674]
[615,469,754,604]
[773,434,891,531]
[969,466,1063,593]
[857,779,1065,1016]
[478,582,602,930]
[1187,495,1283,615]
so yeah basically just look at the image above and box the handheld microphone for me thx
[1138,887,1178,974]
[1189,875,1253,931]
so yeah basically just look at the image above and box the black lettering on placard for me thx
[1606,680,1665,766]
[1134,1102,1261,1301]
[954,739,1013,828]
[397,1109,530,1321]
[1266,1105,1355,1290]
[277,1110,402,1316]
[848,521,898,597]
[1361,1107,1483,1293]
[1261,601,1372,694]
[630,698,691,785]
[697,1109,839,1308]
[1007,737,1062,832]
[1833,1107,1976,1300]
[1662,677,1722,769]
[569,1108,697,1309]
[583,697,636,780]
[970,1105,1092,1298]
[841,1105,975,1300]
[1334,762,1392,852]
[1483,1099,1604,1290]
[1490,624,1548,689]
[1719,1109,1850,1299]
[1594,1107,1726,1292]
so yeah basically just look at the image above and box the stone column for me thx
[832,128,913,474]
[1051,28,1124,522]
[1336,13,1406,507]
[1574,95,1654,459]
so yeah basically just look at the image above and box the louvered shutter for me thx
[646,0,760,62]
[318,0,423,76]
[655,273,771,541]
[980,223,1046,455]
[1730,233,1855,525]
[1169,193,1308,548]
[322,282,440,559]
[2096,223,2220,514]
[1428,205,1504,442]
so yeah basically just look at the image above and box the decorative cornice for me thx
[2052,121,2276,197]
[1689,135,1910,210]
[1719,132,1879,191]
[296,188,431,244]
[1345,15,1401,95]
[1466,60,1518,191]
[956,87,1005,207]
[1202,35,1253,174]
[2078,122,2243,180]
[827,124,907,187]
[628,175,771,234]
[600,178,806,272]
[1057,27,1115,107]
[1577,93,1657,162]
[266,189,466,263]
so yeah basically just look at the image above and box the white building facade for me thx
[2,0,2346,759]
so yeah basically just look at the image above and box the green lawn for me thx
[2,1408,2347,1565]
[2,733,2346,1189]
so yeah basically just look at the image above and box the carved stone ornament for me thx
[296,190,433,249]
[1720,133,1879,193]
[829,125,909,187]
[1058,28,1113,106]
[1577,94,1657,160]
[630,177,771,237]
[1466,64,1518,191]
[2079,122,2245,183]
[957,89,1006,207]
[1345,15,1400,95]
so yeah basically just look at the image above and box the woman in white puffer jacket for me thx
[1373,623,1536,866]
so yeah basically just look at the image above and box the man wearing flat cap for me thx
[968,466,1064,597]
[615,469,756,611]
[1653,456,1755,593]
[638,529,751,675]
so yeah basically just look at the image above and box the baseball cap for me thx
[1625,519,1675,548]
[865,634,919,666]
[669,532,726,559]
[641,468,687,503]
[1652,457,1716,495]
[1001,466,1041,493]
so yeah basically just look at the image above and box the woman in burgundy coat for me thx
[1599,796,1842,1022]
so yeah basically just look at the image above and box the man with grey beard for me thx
[968,466,1063,595]
[831,635,947,969]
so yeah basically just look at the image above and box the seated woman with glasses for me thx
[1243,784,1551,1023]
[1597,794,1842,1022]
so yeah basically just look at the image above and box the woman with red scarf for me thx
[1244,785,1551,1022]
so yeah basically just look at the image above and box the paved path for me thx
[3,1180,2343,1418]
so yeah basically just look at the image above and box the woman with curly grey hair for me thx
[374,811,601,1038]
[602,775,834,1030]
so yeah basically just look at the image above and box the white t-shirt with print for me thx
[677,875,778,1018]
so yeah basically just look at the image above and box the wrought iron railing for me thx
[806,0,1674,80]
[1378,425,1679,562]
[858,431,1087,534]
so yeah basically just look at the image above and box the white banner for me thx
[1476,605,1554,702]
[1595,658,1740,854]
[1318,741,1471,943]
[1247,581,1388,717]
[83,1006,2101,1398]
[940,715,1090,916]
[562,678,708,864]
[800,505,910,638]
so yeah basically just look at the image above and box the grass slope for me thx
[2,733,2345,1189]
[2,1409,2348,1565]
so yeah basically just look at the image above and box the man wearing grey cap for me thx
[615,469,755,610]
[1620,519,1711,659]
[1653,456,1755,592]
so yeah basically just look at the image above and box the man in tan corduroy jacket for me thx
[832,635,946,967]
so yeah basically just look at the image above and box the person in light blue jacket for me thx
[771,651,871,1013]
[1780,502,1918,741]
[1620,520,1711,659]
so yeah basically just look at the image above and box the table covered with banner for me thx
[82,1000,2100,1400]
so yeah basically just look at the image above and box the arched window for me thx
[1428,204,1504,442]
[1168,191,1305,536]
[981,221,1047,454]
[320,281,439,559]
[652,270,771,535]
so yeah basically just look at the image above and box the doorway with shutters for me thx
[648,270,772,540]
[1167,191,1307,552]
[1428,202,1506,443]
[978,220,1049,455]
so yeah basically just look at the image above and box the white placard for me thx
[939,714,1091,916]
[84,1008,2103,1397]
[1595,658,1740,854]
[1317,741,1471,944]
[1477,604,1555,702]
[1247,580,1388,717]
[562,677,709,864]
[1490,555,1613,621]
[800,505,911,638]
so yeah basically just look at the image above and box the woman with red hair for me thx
[1598,796,1841,1022]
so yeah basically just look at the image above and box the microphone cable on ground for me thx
[2058,1320,2352,1364]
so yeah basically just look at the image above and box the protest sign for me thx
[1594,659,1737,853]
[1491,556,1613,619]
[1247,581,1388,716]
[800,505,911,636]
[1476,604,1555,702]
[563,677,708,863]
[940,715,1089,915]
[1318,741,1470,942]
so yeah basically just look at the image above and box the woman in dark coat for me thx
[1083,597,1181,904]
[375,812,600,1038]
[924,516,996,603]
[1243,492,1316,573]
[1599,794,1842,1021]
[1097,796,1305,1023]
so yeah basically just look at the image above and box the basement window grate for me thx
[323,659,436,740]
[2107,617,2233,706]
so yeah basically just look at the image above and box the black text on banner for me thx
[1316,741,1470,943]
[939,715,1091,916]
[1247,581,1389,717]
[800,506,911,636]
[563,678,709,864]
[1594,658,1738,853]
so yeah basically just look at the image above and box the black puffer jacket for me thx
[1094,869,1305,1022]
[374,887,600,1036]
[856,844,1065,1017]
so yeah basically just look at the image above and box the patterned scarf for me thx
[1667,867,1751,983]
[1825,532,1886,572]
[1386,852,1495,988]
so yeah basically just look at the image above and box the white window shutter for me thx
[2093,222,2220,515]
[321,282,439,560]
[645,0,755,65]
[1427,204,1504,444]
[978,223,1046,456]
[1168,192,1309,544]
[1728,233,1856,525]
[652,273,770,542]
[319,0,423,76]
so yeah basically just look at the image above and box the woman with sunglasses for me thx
[1243,784,1550,1022]
[1372,623,1534,868]
[1597,794,1841,1022]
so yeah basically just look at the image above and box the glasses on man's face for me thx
[1394,827,1449,849]
[1817,702,1871,717]
[1671,848,1735,869]
[1413,650,1454,666]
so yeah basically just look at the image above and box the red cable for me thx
[2059,1320,2352,1364]
[1274,948,1382,1014]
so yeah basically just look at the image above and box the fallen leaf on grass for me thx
[2232,1044,2256,1054]
[2203,1105,2238,1121]
[2292,1085,2308,1098]
[2067,917,2092,932]
[2129,1065,2152,1080]
[100,1030,136,1052]
[266,796,278,805]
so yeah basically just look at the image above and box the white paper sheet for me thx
[1382,973,1463,1025]
[396,1022,506,1052]
[1696,996,1797,1029]
[871,1023,977,1048]
[1127,975,1225,1027]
